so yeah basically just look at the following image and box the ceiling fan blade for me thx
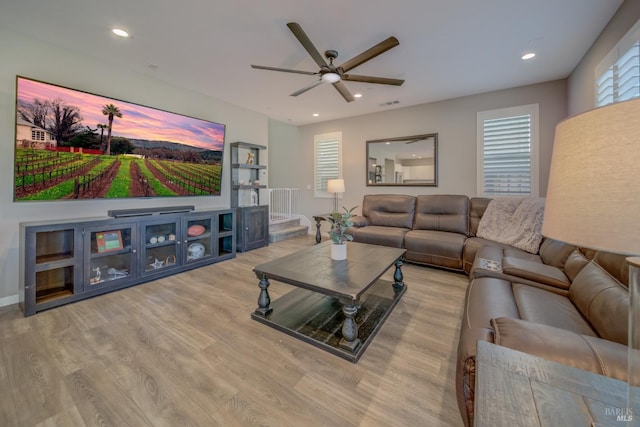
[290,79,324,97]
[342,74,404,86]
[339,36,399,73]
[251,64,317,75]
[286,22,328,68]
[332,81,355,103]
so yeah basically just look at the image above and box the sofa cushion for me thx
[362,194,416,228]
[593,251,630,287]
[463,278,520,331]
[502,257,570,290]
[569,261,629,345]
[469,197,492,237]
[491,317,628,380]
[511,283,596,335]
[538,238,576,268]
[349,215,370,227]
[563,249,591,281]
[413,195,469,235]
[350,225,408,248]
[463,237,540,273]
[404,230,465,269]
[469,246,570,296]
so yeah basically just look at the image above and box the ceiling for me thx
[0,0,623,125]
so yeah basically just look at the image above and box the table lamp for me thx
[327,178,345,212]
[542,97,640,423]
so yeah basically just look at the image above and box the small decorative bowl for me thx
[187,224,206,237]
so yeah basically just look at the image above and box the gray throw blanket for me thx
[476,197,545,253]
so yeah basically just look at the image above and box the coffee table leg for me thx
[393,258,405,294]
[339,301,361,352]
[254,276,273,317]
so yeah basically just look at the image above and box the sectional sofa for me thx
[348,194,631,427]
[349,194,539,272]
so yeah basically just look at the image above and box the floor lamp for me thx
[327,179,345,212]
[542,97,640,424]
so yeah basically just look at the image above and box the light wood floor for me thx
[0,235,468,426]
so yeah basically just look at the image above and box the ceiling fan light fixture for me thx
[112,28,129,38]
[321,72,341,83]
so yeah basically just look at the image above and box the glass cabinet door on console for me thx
[184,214,215,266]
[141,218,181,275]
[84,224,136,290]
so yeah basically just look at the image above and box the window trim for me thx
[314,131,342,198]
[476,104,539,197]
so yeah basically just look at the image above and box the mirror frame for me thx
[365,133,438,187]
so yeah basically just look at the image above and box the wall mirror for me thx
[366,133,438,186]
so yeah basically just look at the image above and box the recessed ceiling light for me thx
[354,93,363,98]
[112,28,129,38]
[521,52,536,60]
[312,113,319,117]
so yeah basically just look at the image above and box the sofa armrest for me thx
[502,257,570,290]
[349,215,370,227]
[491,317,627,381]
[456,327,496,427]
[468,246,507,280]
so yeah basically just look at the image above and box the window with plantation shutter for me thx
[595,20,640,107]
[314,132,342,198]
[477,104,539,197]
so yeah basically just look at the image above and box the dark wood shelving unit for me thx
[20,209,236,316]
[230,141,269,252]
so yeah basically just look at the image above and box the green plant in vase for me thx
[326,206,357,259]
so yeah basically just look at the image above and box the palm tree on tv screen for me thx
[102,104,122,155]
[97,123,108,152]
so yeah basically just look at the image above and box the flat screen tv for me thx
[14,76,226,201]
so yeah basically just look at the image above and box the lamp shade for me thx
[542,98,640,255]
[327,178,345,194]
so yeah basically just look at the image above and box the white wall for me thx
[568,0,640,115]
[0,28,269,303]
[269,80,567,220]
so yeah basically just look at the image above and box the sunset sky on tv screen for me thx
[17,78,225,150]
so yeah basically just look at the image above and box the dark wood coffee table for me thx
[251,241,406,362]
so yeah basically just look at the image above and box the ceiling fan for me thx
[251,22,404,102]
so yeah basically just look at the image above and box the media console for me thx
[19,208,235,316]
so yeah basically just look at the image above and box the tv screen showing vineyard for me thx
[14,76,226,202]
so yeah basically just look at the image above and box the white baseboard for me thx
[0,294,19,308]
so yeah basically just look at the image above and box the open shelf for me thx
[35,265,75,303]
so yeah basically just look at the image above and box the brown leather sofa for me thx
[347,194,631,427]
[350,194,474,269]
[350,194,534,271]
[456,249,630,427]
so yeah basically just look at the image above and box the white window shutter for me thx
[477,105,538,197]
[314,132,342,197]
[595,19,640,107]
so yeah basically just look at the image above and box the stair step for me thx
[269,225,308,243]
[269,218,301,232]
